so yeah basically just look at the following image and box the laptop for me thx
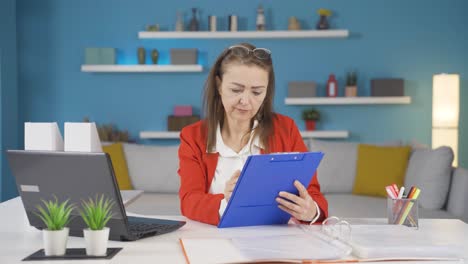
[6,150,186,241]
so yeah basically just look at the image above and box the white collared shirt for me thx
[208,121,320,223]
[208,121,262,216]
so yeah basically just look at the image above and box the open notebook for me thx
[179,217,463,264]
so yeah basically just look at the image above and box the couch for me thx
[121,140,468,223]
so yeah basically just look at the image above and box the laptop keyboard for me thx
[128,221,185,238]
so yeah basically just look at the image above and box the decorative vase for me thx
[288,17,300,30]
[175,11,184,31]
[305,120,316,131]
[83,227,110,256]
[316,15,329,30]
[345,86,358,97]
[42,228,69,256]
[189,8,199,31]
[137,47,146,65]
[151,49,159,64]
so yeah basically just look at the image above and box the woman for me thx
[178,43,328,226]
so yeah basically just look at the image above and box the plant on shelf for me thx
[345,71,358,97]
[80,195,115,256]
[302,108,320,131]
[83,117,131,142]
[34,196,75,256]
[316,8,332,30]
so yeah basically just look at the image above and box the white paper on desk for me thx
[181,224,306,240]
[180,233,351,264]
[232,234,350,261]
[64,122,102,152]
[180,238,249,264]
[24,122,64,151]
[349,225,464,259]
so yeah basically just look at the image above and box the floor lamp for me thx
[432,73,460,166]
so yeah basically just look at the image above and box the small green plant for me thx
[302,108,320,121]
[346,71,357,86]
[80,195,115,230]
[83,117,131,142]
[34,197,74,231]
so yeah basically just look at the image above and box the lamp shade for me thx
[432,74,460,128]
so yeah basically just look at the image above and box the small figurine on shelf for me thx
[189,8,199,31]
[326,74,338,97]
[256,4,266,31]
[345,71,358,97]
[288,16,301,30]
[175,11,184,31]
[302,108,320,131]
[151,49,159,64]
[316,8,332,30]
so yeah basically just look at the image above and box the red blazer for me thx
[178,113,328,225]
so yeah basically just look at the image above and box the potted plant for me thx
[302,108,320,131]
[34,197,74,256]
[345,71,358,97]
[80,195,114,256]
[316,8,332,30]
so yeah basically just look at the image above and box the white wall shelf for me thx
[139,130,349,139]
[138,30,349,39]
[81,64,203,73]
[285,96,411,105]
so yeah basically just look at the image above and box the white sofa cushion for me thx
[309,139,358,193]
[404,146,453,210]
[123,143,180,193]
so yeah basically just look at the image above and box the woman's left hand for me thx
[276,180,317,222]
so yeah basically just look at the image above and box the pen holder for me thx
[387,198,419,229]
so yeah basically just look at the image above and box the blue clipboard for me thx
[218,152,324,228]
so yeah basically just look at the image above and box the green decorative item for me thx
[302,108,320,131]
[85,48,100,65]
[137,47,146,65]
[146,24,160,32]
[100,48,116,64]
[151,49,159,64]
[34,196,75,231]
[345,71,358,97]
[80,195,114,256]
[79,195,115,231]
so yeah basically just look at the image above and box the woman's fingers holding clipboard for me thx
[276,180,317,222]
[224,170,241,202]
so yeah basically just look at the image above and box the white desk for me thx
[1,197,467,264]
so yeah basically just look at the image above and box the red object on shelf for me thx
[305,120,316,131]
[327,74,338,97]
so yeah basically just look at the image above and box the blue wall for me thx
[14,0,468,184]
[1,0,19,201]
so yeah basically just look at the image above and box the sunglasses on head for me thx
[228,45,272,60]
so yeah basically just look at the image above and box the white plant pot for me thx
[83,227,110,256]
[42,227,69,256]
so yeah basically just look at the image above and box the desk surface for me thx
[1,197,467,264]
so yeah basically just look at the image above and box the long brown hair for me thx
[202,43,275,153]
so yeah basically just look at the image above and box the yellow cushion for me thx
[352,144,411,197]
[102,142,133,190]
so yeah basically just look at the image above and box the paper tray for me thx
[22,247,122,261]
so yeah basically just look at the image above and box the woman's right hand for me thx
[224,170,241,202]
